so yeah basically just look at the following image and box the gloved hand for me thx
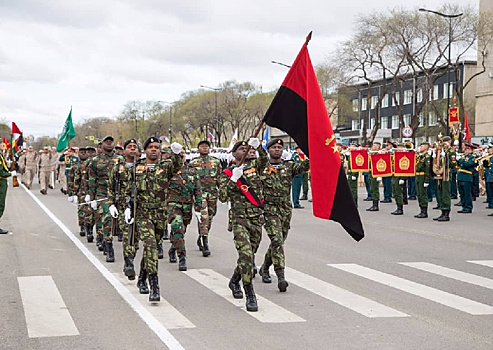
[281,150,290,160]
[432,151,436,158]
[399,179,405,185]
[440,150,445,157]
[124,208,134,224]
[230,165,244,182]
[11,170,17,177]
[377,177,382,182]
[428,149,433,156]
[456,154,461,160]
[90,200,97,210]
[85,194,91,203]
[424,183,429,188]
[194,211,202,223]
[73,196,78,204]
[109,204,119,218]
[351,176,357,181]
[248,138,260,149]
[68,196,74,203]
[170,142,183,155]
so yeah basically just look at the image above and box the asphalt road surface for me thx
[1,180,492,350]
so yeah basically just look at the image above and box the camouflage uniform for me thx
[260,157,310,282]
[38,151,52,193]
[69,159,93,232]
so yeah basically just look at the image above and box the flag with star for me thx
[263,34,364,242]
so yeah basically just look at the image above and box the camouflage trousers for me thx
[95,197,112,242]
[119,204,138,258]
[136,208,166,274]
[202,194,217,235]
[77,193,94,227]
[231,207,263,284]
[263,203,292,270]
[167,202,193,257]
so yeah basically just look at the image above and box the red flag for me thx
[263,36,364,242]
[12,122,22,137]
[370,153,393,177]
[2,138,10,150]
[350,149,370,171]
[464,111,471,142]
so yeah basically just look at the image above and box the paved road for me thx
[1,181,492,350]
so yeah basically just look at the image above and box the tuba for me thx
[433,140,445,177]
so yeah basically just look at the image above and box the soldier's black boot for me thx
[197,236,203,251]
[243,283,258,312]
[105,242,115,263]
[162,226,169,241]
[137,261,149,294]
[391,205,403,215]
[157,243,164,259]
[202,236,210,257]
[437,210,450,222]
[260,263,272,283]
[123,256,135,280]
[168,247,177,263]
[117,229,123,242]
[102,240,107,255]
[79,226,86,237]
[228,270,243,299]
[275,268,289,292]
[148,273,160,302]
[414,207,428,218]
[433,210,445,221]
[96,236,104,251]
[86,225,94,243]
[178,255,187,271]
[366,201,379,211]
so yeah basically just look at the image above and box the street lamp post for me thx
[200,85,222,146]
[419,8,463,136]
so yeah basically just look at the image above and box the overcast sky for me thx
[0,0,478,138]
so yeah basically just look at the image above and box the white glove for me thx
[68,196,74,203]
[440,150,445,157]
[124,207,134,224]
[377,177,382,182]
[351,176,357,181]
[281,150,290,160]
[432,151,436,158]
[424,183,429,188]
[428,149,433,156]
[248,138,260,149]
[170,142,183,155]
[194,211,201,223]
[11,170,17,176]
[456,154,461,160]
[90,200,97,210]
[109,204,119,218]
[73,196,78,204]
[230,165,244,182]
[399,179,405,185]
[85,194,91,203]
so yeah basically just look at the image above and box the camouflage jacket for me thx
[88,152,123,199]
[261,159,310,208]
[189,155,221,197]
[108,159,134,208]
[68,160,90,197]
[218,147,268,212]
[167,164,203,211]
[121,154,183,215]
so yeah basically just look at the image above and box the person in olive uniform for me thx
[367,142,382,211]
[414,142,431,218]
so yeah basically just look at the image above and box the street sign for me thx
[402,126,413,138]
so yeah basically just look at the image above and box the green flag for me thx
[56,107,76,152]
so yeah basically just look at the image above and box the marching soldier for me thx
[167,149,206,271]
[484,145,493,213]
[259,139,309,292]
[38,146,52,195]
[457,143,477,214]
[20,146,38,189]
[189,140,221,257]
[50,147,58,189]
[432,136,453,221]
[218,138,267,312]
[0,151,11,234]
[367,141,382,212]
[122,137,183,302]
[414,142,431,218]
[87,136,123,262]
[391,143,405,215]
[68,147,89,236]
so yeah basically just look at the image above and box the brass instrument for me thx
[404,141,414,150]
[432,140,445,177]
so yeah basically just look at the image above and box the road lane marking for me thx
[468,260,493,269]
[21,184,185,350]
[114,273,195,329]
[400,262,493,290]
[328,264,493,315]
[184,269,305,323]
[18,276,79,338]
[285,267,408,318]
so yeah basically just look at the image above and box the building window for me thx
[419,114,425,127]
[370,118,375,129]
[443,83,448,99]
[417,89,423,103]
[361,98,367,111]
[382,94,389,108]
[392,115,399,129]
[433,85,439,100]
[449,83,454,99]
[429,112,437,126]
[352,119,360,130]
[404,90,412,105]
[370,96,378,109]
[392,92,400,106]
[403,114,411,126]
[381,116,388,129]
[352,99,359,112]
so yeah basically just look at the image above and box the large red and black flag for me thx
[263,34,364,242]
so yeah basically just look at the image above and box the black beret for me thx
[232,141,247,152]
[102,135,114,142]
[143,136,161,150]
[86,146,96,151]
[267,138,283,149]
[123,139,138,149]
[198,140,211,147]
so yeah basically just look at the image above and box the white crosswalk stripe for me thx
[285,267,408,318]
[328,263,493,315]
[468,260,493,269]
[400,262,493,290]
[184,269,305,323]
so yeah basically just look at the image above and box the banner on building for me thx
[393,151,416,177]
[370,152,392,177]
[349,149,369,171]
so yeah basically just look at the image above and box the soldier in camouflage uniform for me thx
[218,138,267,312]
[414,142,431,218]
[82,146,97,241]
[38,146,52,195]
[189,140,221,257]
[87,136,123,262]
[259,139,309,292]
[68,147,89,236]
[122,137,183,302]
[108,139,140,280]
[167,148,207,271]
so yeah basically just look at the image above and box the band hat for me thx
[266,138,283,149]
[464,143,474,150]
[231,140,247,152]
[143,136,161,150]
[441,136,452,142]
[419,141,430,146]
[123,139,138,149]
